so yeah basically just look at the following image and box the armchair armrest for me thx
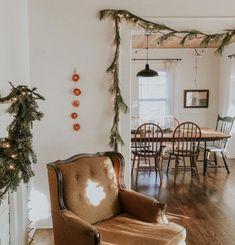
[61,209,101,245]
[119,189,168,224]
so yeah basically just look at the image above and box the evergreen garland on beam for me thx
[0,83,44,204]
[99,9,235,150]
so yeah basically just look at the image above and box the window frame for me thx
[137,71,170,122]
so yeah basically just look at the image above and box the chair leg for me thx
[221,152,230,174]
[166,154,172,175]
[131,155,136,175]
[190,157,193,177]
[206,151,210,165]
[174,157,178,183]
[214,152,218,166]
[144,157,147,165]
[155,157,162,184]
[196,151,200,160]
[154,157,158,177]
[160,156,163,171]
[193,156,200,180]
[147,157,151,172]
[136,156,141,184]
[183,157,186,172]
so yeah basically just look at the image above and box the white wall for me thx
[0,0,29,93]
[0,0,30,244]
[27,0,235,228]
[132,48,220,128]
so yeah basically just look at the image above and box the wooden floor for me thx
[33,157,235,245]
[32,228,54,245]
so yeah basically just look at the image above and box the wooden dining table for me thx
[131,128,230,175]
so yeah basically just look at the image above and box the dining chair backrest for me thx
[172,122,201,157]
[134,123,163,157]
[214,114,235,148]
[158,115,179,129]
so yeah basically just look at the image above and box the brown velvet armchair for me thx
[47,151,186,245]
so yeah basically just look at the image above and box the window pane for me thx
[139,72,166,99]
[139,101,168,122]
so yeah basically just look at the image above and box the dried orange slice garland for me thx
[71,69,81,131]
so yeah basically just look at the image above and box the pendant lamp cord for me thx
[146,34,149,64]
[194,49,198,88]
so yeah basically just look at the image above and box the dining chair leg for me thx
[193,156,200,180]
[183,157,186,172]
[154,157,158,177]
[155,157,162,184]
[136,156,141,184]
[144,157,147,165]
[190,157,193,177]
[203,141,207,176]
[214,152,218,166]
[174,156,178,183]
[159,156,163,172]
[196,152,200,160]
[221,152,230,174]
[147,157,151,172]
[206,151,210,165]
[131,155,136,175]
[167,154,172,175]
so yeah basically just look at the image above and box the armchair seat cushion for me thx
[95,213,186,245]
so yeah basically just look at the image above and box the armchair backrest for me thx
[47,152,125,224]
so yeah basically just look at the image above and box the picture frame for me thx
[184,89,209,108]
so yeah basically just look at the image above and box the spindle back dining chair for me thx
[200,114,235,173]
[166,122,201,182]
[131,123,164,184]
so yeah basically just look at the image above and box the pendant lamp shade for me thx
[136,34,158,77]
[136,64,158,77]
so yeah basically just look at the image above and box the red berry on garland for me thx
[73,123,80,131]
[72,100,80,107]
[71,112,78,119]
[73,88,81,96]
[72,73,80,82]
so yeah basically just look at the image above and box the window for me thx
[138,71,170,122]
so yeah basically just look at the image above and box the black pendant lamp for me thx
[136,34,158,77]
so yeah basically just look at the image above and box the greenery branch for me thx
[100,9,235,150]
[0,82,44,203]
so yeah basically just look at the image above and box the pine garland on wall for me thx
[99,9,235,151]
[0,83,44,204]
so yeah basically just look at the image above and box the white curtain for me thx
[227,58,235,115]
[226,58,235,158]
[165,61,177,115]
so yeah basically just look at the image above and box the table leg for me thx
[203,140,207,176]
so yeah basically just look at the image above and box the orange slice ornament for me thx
[72,100,80,108]
[73,123,80,131]
[73,88,81,96]
[72,73,80,82]
[71,112,78,119]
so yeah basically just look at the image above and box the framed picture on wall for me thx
[184,90,209,108]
